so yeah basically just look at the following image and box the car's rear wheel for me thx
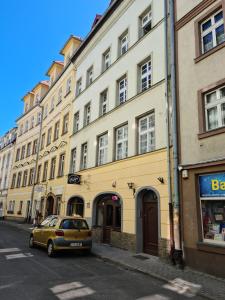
[47,241,55,257]
[29,235,35,248]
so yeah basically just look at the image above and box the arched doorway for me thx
[136,188,159,256]
[93,193,122,244]
[67,197,84,217]
[46,196,54,216]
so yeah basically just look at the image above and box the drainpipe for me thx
[164,0,175,260]
[28,104,44,223]
[169,0,183,265]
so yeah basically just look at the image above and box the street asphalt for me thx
[0,223,206,300]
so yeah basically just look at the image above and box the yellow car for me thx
[29,215,92,257]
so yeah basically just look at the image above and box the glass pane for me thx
[106,205,113,226]
[140,118,147,131]
[214,11,223,23]
[207,106,218,130]
[220,87,225,98]
[221,103,225,126]
[97,207,103,226]
[216,24,225,45]
[140,133,147,154]
[202,19,212,31]
[206,91,217,104]
[115,206,121,228]
[203,32,213,52]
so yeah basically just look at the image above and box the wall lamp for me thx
[157,177,164,184]
[127,182,136,195]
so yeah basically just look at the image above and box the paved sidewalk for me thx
[2,220,225,300]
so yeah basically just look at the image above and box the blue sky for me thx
[0,0,109,136]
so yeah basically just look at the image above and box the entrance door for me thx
[102,204,113,243]
[46,197,54,216]
[143,199,158,256]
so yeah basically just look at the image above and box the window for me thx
[102,48,111,72]
[139,59,151,92]
[115,125,128,160]
[58,87,62,104]
[140,7,152,37]
[55,196,61,215]
[138,113,155,154]
[54,121,60,140]
[18,201,23,214]
[62,113,69,135]
[119,30,128,56]
[81,143,88,170]
[47,128,52,146]
[70,148,77,173]
[15,148,20,162]
[42,161,48,182]
[19,124,23,136]
[76,78,82,96]
[36,165,41,184]
[201,9,225,54]
[35,94,40,104]
[43,104,48,119]
[86,66,93,87]
[16,172,22,188]
[66,77,72,94]
[29,168,35,186]
[22,170,28,187]
[84,103,91,126]
[50,97,55,112]
[25,120,29,132]
[37,112,42,125]
[21,145,26,160]
[73,111,79,133]
[26,142,31,157]
[98,133,108,166]
[205,86,225,131]
[40,133,45,150]
[33,139,38,155]
[118,76,127,105]
[11,174,16,189]
[50,157,56,179]
[58,153,65,177]
[100,89,108,116]
[30,116,35,129]
[6,153,10,168]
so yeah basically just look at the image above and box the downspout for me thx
[164,0,175,259]
[28,105,44,223]
[169,0,183,264]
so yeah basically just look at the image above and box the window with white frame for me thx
[11,174,16,189]
[19,124,23,135]
[140,59,151,92]
[205,86,225,131]
[119,30,128,56]
[58,87,62,104]
[118,76,127,105]
[98,133,108,166]
[73,111,79,133]
[25,120,29,132]
[58,153,65,177]
[37,112,42,125]
[102,48,111,71]
[16,172,22,188]
[29,168,34,186]
[40,133,45,150]
[47,128,52,145]
[81,143,88,170]
[84,103,91,126]
[66,77,72,94]
[115,125,128,160]
[54,121,60,140]
[62,113,69,135]
[21,145,25,160]
[140,7,152,37]
[100,89,108,116]
[201,9,225,54]
[86,66,93,87]
[76,78,82,96]
[30,116,35,129]
[33,139,38,154]
[35,94,40,104]
[70,148,77,173]
[50,97,55,112]
[22,170,28,187]
[138,112,155,154]
[43,104,48,119]
[26,142,31,157]
[15,148,20,162]
[50,157,56,179]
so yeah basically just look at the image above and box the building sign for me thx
[199,173,225,198]
[67,174,81,185]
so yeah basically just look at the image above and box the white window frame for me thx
[118,76,127,105]
[98,133,108,166]
[100,89,108,116]
[119,31,129,56]
[140,7,152,37]
[84,103,91,126]
[103,49,111,71]
[86,66,93,87]
[50,97,55,112]
[138,113,155,154]
[115,125,128,160]
[205,85,225,131]
[81,143,88,170]
[73,111,79,133]
[140,59,152,92]
[47,128,52,145]
[50,157,56,179]
[66,77,72,94]
[76,78,82,96]
[70,148,77,173]
[201,9,225,54]
[58,154,65,177]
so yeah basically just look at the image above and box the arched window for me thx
[67,197,84,217]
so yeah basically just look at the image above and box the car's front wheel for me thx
[47,241,55,257]
[29,235,35,248]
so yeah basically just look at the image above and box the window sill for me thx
[56,99,62,107]
[195,42,225,63]
[64,90,71,98]
[197,241,225,255]
[198,126,225,139]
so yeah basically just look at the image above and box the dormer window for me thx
[35,94,40,104]
[25,103,29,113]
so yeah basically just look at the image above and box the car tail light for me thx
[55,230,64,237]
[88,231,92,237]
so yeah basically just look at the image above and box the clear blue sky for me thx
[0,0,109,136]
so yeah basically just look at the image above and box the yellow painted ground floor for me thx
[6,148,171,256]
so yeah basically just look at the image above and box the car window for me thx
[49,218,58,227]
[41,216,54,226]
[60,219,89,230]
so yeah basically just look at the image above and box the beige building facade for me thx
[176,0,225,277]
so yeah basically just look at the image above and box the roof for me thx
[91,14,102,29]
[46,61,64,76]
[60,35,83,55]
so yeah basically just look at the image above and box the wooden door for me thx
[143,201,158,256]
[102,204,113,243]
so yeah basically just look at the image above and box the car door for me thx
[42,217,58,246]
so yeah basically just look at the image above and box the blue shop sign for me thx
[199,173,225,198]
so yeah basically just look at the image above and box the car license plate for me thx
[70,242,82,247]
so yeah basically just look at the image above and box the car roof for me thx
[50,215,85,221]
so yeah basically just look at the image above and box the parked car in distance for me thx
[29,215,92,257]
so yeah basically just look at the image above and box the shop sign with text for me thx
[199,172,225,198]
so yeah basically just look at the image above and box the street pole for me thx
[28,104,44,223]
